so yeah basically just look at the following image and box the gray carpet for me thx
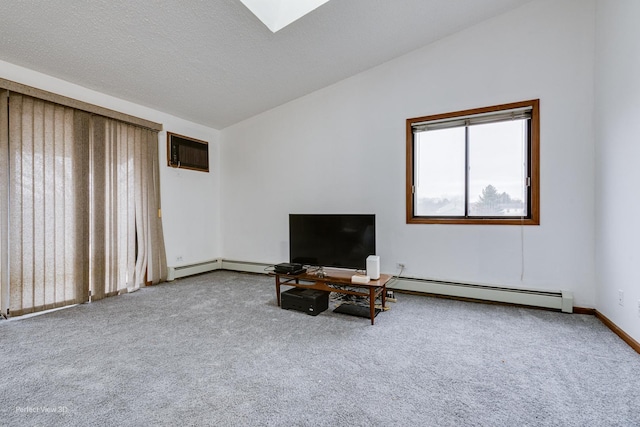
[1,270,639,426]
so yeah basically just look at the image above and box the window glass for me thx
[467,120,527,217]
[414,127,466,216]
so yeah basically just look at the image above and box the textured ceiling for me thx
[0,0,533,129]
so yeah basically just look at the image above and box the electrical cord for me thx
[380,264,404,303]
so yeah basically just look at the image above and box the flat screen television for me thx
[289,214,376,270]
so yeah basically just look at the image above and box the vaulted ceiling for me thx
[0,0,534,129]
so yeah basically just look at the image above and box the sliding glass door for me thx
[0,91,166,317]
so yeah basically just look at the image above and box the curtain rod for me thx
[0,78,162,132]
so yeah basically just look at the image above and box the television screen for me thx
[289,214,376,270]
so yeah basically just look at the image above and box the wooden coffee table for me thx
[272,269,392,325]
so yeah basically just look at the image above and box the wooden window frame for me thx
[167,132,209,173]
[406,99,540,225]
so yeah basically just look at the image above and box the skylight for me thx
[240,0,331,33]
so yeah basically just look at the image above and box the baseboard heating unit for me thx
[388,276,573,313]
[167,259,222,281]
[219,260,273,274]
[166,259,269,281]
[165,260,573,313]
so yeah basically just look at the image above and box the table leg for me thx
[276,275,281,307]
[369,287,375,325]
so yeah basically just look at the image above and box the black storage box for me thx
[281,288,329,316]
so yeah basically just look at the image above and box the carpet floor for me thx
[1,270,639,426]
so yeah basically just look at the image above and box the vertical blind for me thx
[89,117,167,301]
[0,91,9,316]
[8,95,88,315]
[0,92,166,316]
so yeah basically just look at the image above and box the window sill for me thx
[407,217,540,225]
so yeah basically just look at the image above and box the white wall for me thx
[221,0,597,306]
[595,0,640,342]
[0,60,222,268]
[5,0,638,340]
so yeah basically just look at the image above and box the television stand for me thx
[272,270,392,325]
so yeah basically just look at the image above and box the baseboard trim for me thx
[572,306,596,315]
[572,307,639,354]
[594,310,640,355]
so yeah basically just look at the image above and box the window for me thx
[406,99,539,225]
